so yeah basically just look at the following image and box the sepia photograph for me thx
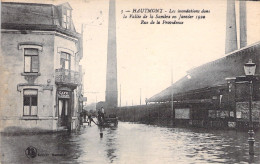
[0,0,260,163]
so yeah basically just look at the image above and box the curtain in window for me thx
[24,49,39,73]
[63,9,67,28]
[24,56,31,72]
[23,96,30,115]
[60,52,70,71]
[31,106,37,115]
[59,100,63,117]
[23,90,38,116]
[62,8,71,29]
[65,100,68,116]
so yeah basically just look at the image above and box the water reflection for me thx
[105,127,118,163]
[1,122,260,164]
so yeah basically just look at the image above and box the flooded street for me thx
[1,122,260,164]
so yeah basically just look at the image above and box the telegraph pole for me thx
[120,84,121,107]
[171,56,174,125]
[140,88,142,105]
[171,65,173,118]
[95,96,97,110]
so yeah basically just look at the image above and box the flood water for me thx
[1,122,260,164]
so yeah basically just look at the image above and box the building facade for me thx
[0,2,84,132]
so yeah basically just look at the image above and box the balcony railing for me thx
[55,68,80,85]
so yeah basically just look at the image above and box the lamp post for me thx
[244,59,256,156]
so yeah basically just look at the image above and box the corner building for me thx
[1,2,84,132]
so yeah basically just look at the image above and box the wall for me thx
[117,103,173,125]
[54,34,81,130]
[116,101,260,129]
[236,101,260,122]
[1,31,56,132]
[54,35,79,71]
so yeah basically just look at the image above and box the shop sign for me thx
[58,91,70,98]
[175,108,190,119]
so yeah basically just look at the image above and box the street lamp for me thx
[244,59,256,156]
[244,59,256,76]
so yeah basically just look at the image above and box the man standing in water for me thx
[83,110,87,123]
[101,107,105,121]
[97,109,103,126]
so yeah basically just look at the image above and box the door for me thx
[58,99,69,127]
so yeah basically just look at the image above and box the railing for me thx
[55,68,80,85]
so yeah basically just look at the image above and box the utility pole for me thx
[140,88,142,105]
[171,65,173,119]
[120,84,121,107]
[170,55,174,125]
[95,96,97,111]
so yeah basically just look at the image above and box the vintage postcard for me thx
[1,0,260,163]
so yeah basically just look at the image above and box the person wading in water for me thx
[87,113,96,126]
[97,110,104,126]
[101,107,105,122]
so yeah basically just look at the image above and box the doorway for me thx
[58,99,69,127]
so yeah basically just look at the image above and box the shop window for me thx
[60,52,71,70]
[23,89,38,116]
[24,48,39,73]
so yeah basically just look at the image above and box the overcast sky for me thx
[3,0,260,106]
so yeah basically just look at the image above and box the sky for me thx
[3,0,260,106]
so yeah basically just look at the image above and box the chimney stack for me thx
[239,0,247,48]
[106,0,118,108]
[225,0,238,54]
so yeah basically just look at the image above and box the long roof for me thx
[148,42,260,102]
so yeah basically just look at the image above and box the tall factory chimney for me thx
[106,0,118,108]
[225,0,238,54]
[239,0,247,48]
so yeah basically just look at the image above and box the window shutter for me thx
[24,56,31,72]
[31,56,39,72]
